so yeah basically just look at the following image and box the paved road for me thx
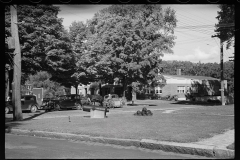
[5,134,209,159]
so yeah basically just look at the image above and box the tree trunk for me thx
[131,83,136,105]
[75,84,78,95]
[5,69,9,101]
[122,76,126,98]
[99,83,102,96]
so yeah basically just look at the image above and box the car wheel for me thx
[30,105,38,113]
[76,104,82,110]
[5,107,10,114]
[55,104,60,111]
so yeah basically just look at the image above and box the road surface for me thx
[5,134,209,159]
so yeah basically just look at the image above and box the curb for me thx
[5,128,234,158]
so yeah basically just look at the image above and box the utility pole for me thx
[220,38,225,106]
[211,35,225,105]
[10,5,23,120]
[212,23,234,106]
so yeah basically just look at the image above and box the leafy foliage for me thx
[66,21,95,89]
[215,4,235,49]
[5,5,75,86]
[84,5,177,96]
[24,71,66,98]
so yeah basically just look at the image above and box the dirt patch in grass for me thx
[6,109,234,143]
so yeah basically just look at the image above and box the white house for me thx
[71,84,91,96]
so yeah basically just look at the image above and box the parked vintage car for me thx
[103,94,123,108]
[87,94,103,106]
[80,95,91,105]
[42,97,61,111]
[58,94,83,110]
[41,98,51,108]
[5,95,40,114]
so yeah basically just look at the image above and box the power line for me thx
[174,6,216,25]
[176,38,216,45]
[176,23,216,36]
[177,24,215,29]
[175,29,212,39]
[176,13,211,26]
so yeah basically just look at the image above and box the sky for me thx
[55,4,234,64]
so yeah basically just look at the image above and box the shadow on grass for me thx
[5,110,48,132]
[171,100,222,106]
[127,104,157,106]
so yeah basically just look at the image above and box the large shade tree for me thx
[66,21,95,94]
[215,4,235,49]
[5,5,74,85]
[83,5,177,98]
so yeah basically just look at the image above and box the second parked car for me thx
[58,94,83,110]
[5,95,40,114]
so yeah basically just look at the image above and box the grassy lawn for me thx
[6,105,234,143]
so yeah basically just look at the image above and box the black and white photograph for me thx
[5,2,235,159]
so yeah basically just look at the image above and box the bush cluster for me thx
[137,93,161,100]
[134,107,153,116]
[207,99,221,103]
[160,94,178,101]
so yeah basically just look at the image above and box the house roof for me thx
[163,74,219,81]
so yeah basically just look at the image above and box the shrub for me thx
[207,99,221,103]
[149,93,160,100]
[134,107,153,116]
[161,94,171,100]
[169,95,178,101]
[136,93,147,100]
[88,94,103,105]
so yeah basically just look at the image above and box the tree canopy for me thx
[5,5,75,86]
[67,20,94,89]
[215,4,235,49]
[82,5,177,95]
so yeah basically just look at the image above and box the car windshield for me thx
[25,96,33,101]
[59,95,80,100]
[74,95,80,99]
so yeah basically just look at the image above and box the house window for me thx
[177,86,185,93]
[155,87,162,94]
[145,88,151,94]
[186,86,190,93]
